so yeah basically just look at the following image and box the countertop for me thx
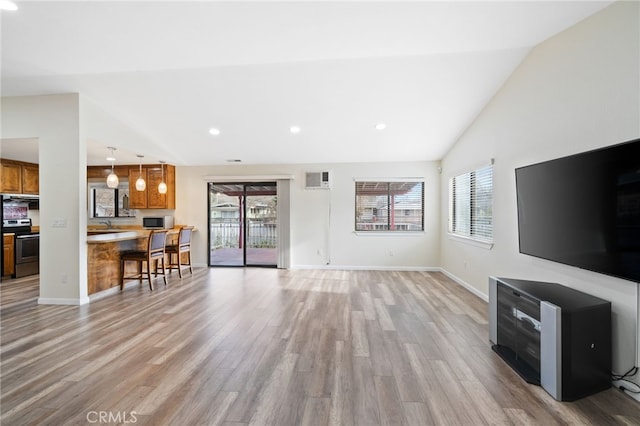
[87,228,183,244]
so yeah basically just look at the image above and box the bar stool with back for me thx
[120,229,168,291]
[166,226,193,278]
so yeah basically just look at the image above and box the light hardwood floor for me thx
[1,268,639,425]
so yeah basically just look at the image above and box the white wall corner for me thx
[439,268,489,302]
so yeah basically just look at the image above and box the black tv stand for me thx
[492,345,541,385]
[489,277,611,401]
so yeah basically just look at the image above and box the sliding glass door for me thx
[245,184,278,265]
[208,182,277,267]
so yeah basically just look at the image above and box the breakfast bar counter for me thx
[87,228,181,244]
[87,228,187,295]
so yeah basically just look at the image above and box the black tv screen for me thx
[515,138,640,283]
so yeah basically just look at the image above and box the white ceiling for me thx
[1,1,613,166]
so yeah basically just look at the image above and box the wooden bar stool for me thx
[120,229,168,291]
[166,226,193,278]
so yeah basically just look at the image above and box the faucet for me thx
[99,220,112,228]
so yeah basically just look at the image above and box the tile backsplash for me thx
[3,205,28,220]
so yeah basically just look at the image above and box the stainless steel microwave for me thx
[143,216,174,229]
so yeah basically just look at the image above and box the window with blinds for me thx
[355,180,424,232]
[448,164,493,242]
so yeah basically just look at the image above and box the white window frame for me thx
[448,162,494,248]
[354,177,425,235]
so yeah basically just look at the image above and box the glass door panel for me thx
[245,184,277,266]
[209,184,243,266]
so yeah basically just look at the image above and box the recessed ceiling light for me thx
[0,1,18,11]
[290,126,301,134]
[209,128,220,136]
[375,123,387,131]
[226,159,242,163]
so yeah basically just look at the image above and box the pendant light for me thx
[158,161,167,194]
[135,155,146,191]
[106,147,119,188]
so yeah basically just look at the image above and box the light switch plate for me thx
[52,218,67,228]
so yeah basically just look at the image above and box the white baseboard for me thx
[38,296,90,306]
[612,379,640,402]
[438,268,489,302]
[292,264,440,272]
[89,285,122,302]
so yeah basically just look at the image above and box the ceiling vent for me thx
[305,171,331,189]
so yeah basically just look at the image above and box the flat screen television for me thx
[515,138,640,283]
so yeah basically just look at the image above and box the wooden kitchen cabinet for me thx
[21,163,40,194]
[88,163,175,210]
[3,234,15,277]
[1,161,23,193]
[147,165,175,209]
[0,159,39,194]
[128,168,149,209]
[87,165,131,180]
[128,164,175,209]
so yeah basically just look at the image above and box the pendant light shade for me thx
[106,172,119,188]
[135,155,146,191]
[158,161,167,194]
[136,176,146,191]
[158,181,167,194]
[106,147,119,188]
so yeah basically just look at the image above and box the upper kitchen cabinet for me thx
[21,163,39,195]
[147,165,175,209]
[87,165,131,180]
[128,167,148,209]
[0,159,39,195]
[128,164,175,209]
[0,161,21,193]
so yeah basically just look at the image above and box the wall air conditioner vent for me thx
[305,171,331,189]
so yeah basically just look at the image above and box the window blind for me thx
[449,165,493,242]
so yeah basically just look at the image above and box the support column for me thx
[2,94,88,305]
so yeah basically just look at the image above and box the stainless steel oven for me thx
[15,234,39,277]
[2,218,39,278]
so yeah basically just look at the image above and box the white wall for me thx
[441,1,639,387]
[2,94,87,303]
[175,161,440,269]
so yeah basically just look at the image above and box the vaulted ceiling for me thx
[1,1,613,166]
